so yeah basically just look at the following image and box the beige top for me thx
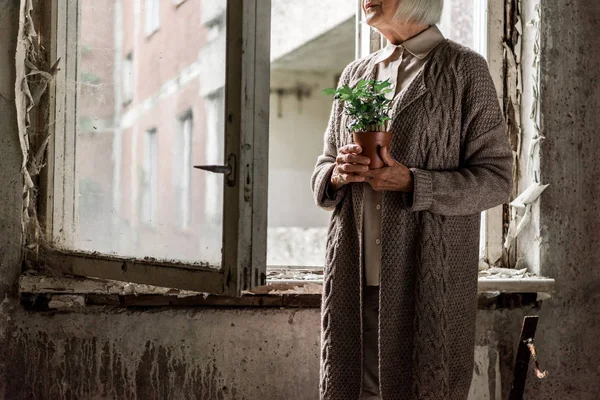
[364,25,445,286]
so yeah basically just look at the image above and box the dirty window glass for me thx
[267,0,356,267]
[439,0,491,256]
[267,0,490,268]
[68,0,226,265]
[439,0,489,57]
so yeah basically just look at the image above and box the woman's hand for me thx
[358,146,414,192]
[329,144,371,192]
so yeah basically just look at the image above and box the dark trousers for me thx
[362,286,381,399]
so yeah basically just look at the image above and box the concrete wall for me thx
[526,1,600,399]
[1,1,600,400]
[1,307,321,399]
[0,0,22,300]
[0,304,529,400]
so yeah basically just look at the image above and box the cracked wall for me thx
[0,0,24,301]
[1,307,322,400]
[526,0,600,398]
[0,304,528,400]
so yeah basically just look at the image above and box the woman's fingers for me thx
[336,153,371,165]
[331,145,369,189]
[340,173,366,184]
[380,146,396,167]
[339,163,369,173]
[339,144,363,154]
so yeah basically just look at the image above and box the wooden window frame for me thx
[33,0,271,296]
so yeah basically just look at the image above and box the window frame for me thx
[122,52,134,105]
[140,128,158,226]
[144,0,161,36]
[480,0,506,267]
[175,111,193,230]
[35,0,509,296]
[35,0,271,296]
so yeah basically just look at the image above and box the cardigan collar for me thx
[373,24,445,64]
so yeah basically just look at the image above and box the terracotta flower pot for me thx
[353,131,392,170]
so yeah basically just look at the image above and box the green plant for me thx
[323,79,393,132]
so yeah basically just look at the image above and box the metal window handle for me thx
[194,153,236,187]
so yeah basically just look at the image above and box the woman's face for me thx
[362,0,401,28]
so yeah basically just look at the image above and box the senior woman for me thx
[311,1,513,399]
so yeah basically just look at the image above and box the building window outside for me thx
[176,113,193,229]
[144,0,160,36]
[123,52,134,104]
[204,91,225,226]
[141,128,158,226]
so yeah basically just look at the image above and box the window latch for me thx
[194,153,237,187]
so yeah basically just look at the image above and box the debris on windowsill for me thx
[266,267,323,284]
[20,270,204,298]
[19,265,555,311]
[265,266,555,295]
[477,267,555,296]
[47,295,85,309]
[263,283,323,295]
[479,267,538,279]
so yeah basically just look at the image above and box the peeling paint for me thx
[503,0,548,265]
[504,182,549,249]
[15,0,59,251]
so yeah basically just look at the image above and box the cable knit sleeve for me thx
[404,52,513,215]
[310,62,355,211]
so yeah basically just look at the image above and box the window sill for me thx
[145,28,160,40]
[19,268,555,311]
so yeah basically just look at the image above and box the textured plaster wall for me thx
[0,305,528,400]
[1,307,321,399]
[0,0,23,301]
[527,1,600,399]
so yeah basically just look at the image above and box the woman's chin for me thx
[365,14,383,27]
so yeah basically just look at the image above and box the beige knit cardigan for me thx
[311,40,513,400]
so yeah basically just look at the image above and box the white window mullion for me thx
[142,128,157,226]
[123,53,134,103]
[473,0,489,59]
[180,114,192,229]
[204,93,224,225]
[484,0,507,266]
[144,0,160,36]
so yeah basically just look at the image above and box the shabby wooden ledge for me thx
[19,271,555,311]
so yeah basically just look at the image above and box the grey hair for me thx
[394,0,444,25]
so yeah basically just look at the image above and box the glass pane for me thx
[69,0,227,266]
[267,0,356,267]
[439,0,489,58]
[439,0,490,257]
